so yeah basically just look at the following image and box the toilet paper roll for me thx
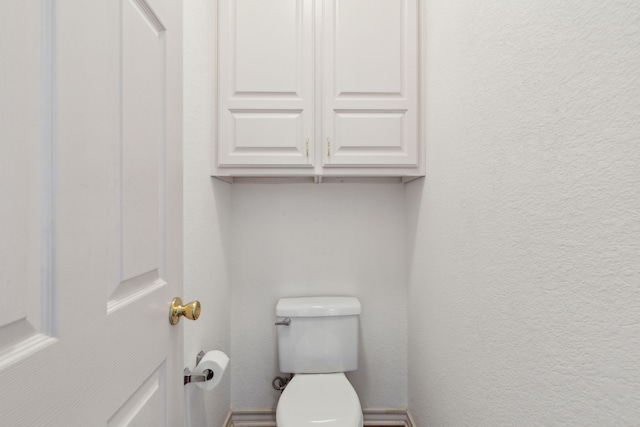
[195,350,229,391]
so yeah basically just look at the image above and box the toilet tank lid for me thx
[276,296,361,317]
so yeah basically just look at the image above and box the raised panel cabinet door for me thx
[323,0,419,167]
[0,0,183,425]
[218,0,315,167]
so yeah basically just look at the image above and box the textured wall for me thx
[230,182,408,409]
[408,0,640,425]
[183,0,232,425]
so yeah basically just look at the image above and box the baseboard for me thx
[224,408,416,427]
[362,408,415,426]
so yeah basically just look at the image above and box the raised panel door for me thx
[323,0,419,167]
[0,0,183,424]
[217,0,315,168]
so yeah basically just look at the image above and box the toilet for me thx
[275,296,364,427]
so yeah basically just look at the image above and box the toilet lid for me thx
[277,373,363,427]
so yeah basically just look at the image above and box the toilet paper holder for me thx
[184,351,214,385]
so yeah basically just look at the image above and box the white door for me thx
[0,0,184,425]
[217,0,314,168]
[322,0,418,167]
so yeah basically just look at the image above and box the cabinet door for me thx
[323,0,418,167]
[218,0,314,167]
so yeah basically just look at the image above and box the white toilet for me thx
[275,296,364,427]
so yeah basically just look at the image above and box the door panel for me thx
[107,363,166,427]
[0,0,55,366]
[121,0,165,281]
[218,0,314,167]
[110,0,168,307]
[334,110,408,149]
[234,0,299,94]
[323,0,418,167]
[334,0,404,97]
[0,0,183,425]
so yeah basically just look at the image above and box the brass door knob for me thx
[169,297,201,325]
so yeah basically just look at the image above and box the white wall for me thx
[230,181,408,409]
[184,1,232,425]
[408,1,640,425]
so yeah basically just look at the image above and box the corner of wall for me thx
[184,0,232,426]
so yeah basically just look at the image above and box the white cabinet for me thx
[214,0,423,180]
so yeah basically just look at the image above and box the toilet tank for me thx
[276,296,361,374]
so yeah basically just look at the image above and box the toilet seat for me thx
[276,373,363,427]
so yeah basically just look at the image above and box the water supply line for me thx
[272,374,292,392]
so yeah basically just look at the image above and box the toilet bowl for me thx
[275,296,364,427]
[276,373,363,427]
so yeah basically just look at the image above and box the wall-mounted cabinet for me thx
[213,0,424,181]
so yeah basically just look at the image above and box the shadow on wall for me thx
[212,177,233,267]
[405,178,425,267]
